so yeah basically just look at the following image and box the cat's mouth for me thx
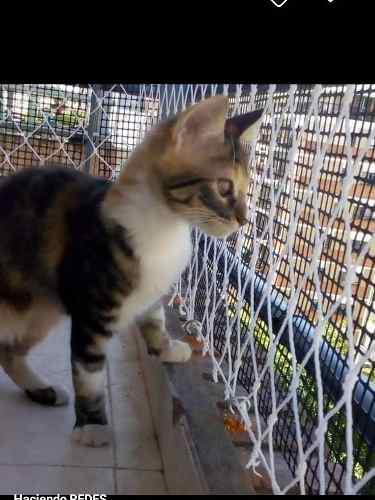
[196,220,242,239]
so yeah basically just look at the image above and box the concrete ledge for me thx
[135,299,255,496]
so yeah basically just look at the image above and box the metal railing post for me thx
[83,84,105,174]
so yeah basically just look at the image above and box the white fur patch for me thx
[53,385,70,406]
[107,188,192,331]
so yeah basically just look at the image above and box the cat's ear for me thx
[173,96,229,151]
[224,109,264,143]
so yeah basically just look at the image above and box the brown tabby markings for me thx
[41,185,79,273]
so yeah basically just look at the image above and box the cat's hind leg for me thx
[0,346,69,406]
[0,299,69,406]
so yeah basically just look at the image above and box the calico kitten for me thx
[0,96,263,447]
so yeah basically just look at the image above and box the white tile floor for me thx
[0,318,167,495]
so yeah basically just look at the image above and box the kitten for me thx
[0,96,263,447]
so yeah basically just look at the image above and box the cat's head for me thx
[158,95,263,238]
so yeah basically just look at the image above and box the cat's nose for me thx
[234,199,248,227]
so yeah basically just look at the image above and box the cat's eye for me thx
[218,179,234,197]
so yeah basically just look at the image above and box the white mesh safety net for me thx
[1,83,374,495]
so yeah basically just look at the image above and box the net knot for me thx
[183,319,202,339]
[178,304,188,320]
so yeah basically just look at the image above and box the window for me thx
[353,205,367,219]
[319,94,342,115]
[351,95,375,117]
[364,172,375,185]
[353,239,364,253]
[339,267,360,286]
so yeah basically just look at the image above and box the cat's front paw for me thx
[72,424,112,447]
[160,340,192,363]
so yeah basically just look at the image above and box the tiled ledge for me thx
[0,317,167,495]
[135,297,255,496]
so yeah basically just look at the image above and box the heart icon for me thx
[269,0,289,6]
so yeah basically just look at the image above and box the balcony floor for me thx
[0,318,167,495]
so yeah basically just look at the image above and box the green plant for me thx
[55,110,86,126]
[324,321,349,357]
[224,304,373,488]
